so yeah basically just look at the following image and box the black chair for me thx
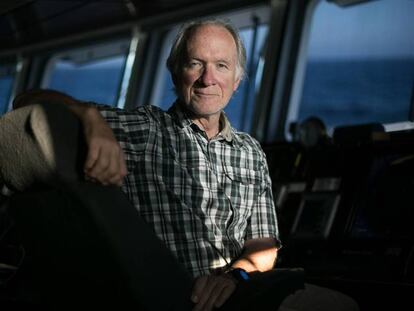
[7,182,194,310]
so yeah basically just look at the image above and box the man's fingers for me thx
[201,281,227,311]
[85,147,110,179]
[191,275,238,311]
[214,282,236,308]
[101,148,121,179]
[202,276,236,310]
[193,276,217,311]
[107,155,127,186]
[110,148,128,186]
[192,275,237,311]
[192,276,208,303]
[84,143,100,171]
[82,111,126,186]
[84,141,126,186]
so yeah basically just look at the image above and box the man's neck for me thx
[192,114,221,140]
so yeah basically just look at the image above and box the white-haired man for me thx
[15,19,358,311]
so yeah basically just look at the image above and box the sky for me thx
[307,0,414,60]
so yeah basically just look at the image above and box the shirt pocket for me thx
[223,166,263,186]
[222,165,264,218]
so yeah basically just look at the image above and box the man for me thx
[15,19,358,311]
[86,19,279,310]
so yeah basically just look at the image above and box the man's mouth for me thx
[194,91,218,97]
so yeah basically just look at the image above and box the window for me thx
[226,24,268,132]
[149,6,270,132]
[0,63,16,115]
[42,39,131,107]
[288,0,414,134]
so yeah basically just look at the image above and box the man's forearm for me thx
[67,103,105,128]
[231,237,278,273]
[13,89,110,139]
[13,89,101,124]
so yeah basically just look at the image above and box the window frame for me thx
[40,34,137,108]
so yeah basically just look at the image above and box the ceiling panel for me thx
[0,0,204,51]
[0,0,261,51]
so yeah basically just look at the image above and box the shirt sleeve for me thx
[96,105,150,172]
[245,146,282,249]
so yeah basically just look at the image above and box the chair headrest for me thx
[333,123,388,145]
[0,102,85,192]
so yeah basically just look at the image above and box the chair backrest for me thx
[9,182,193,310]
[0,102,85,192]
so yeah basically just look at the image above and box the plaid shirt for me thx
[98,102,280,277]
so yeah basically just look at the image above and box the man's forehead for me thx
[188,24,234,42]
[185,25,237,57]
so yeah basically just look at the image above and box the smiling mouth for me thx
[194,92,218,97]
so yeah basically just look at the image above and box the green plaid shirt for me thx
[99,102,280,277]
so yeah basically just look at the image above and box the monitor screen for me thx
[291,192,340,239]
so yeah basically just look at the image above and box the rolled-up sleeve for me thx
[245,150,282,249]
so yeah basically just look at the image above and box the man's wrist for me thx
[222,267,250,283]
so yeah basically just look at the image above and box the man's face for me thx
[177,25,241,118]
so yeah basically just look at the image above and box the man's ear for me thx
[171,73,179,88]
[171,75,177,86]
[233,77,241,92]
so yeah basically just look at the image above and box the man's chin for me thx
[189,107,223,119]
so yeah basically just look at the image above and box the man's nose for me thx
[198,65,216,86]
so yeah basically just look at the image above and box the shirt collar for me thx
[168,101,234,143]
[218,112,233,142]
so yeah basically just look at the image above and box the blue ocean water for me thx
[49,66,124,106]
[299,59,414,128]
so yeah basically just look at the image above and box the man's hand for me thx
[81,107,127,186]
[191,273,237,311]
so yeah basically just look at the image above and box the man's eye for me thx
[188,62,201,68]
[217,63,229,70]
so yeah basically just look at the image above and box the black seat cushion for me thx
[9,182,193,311]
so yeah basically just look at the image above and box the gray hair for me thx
[166,19,247,84]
